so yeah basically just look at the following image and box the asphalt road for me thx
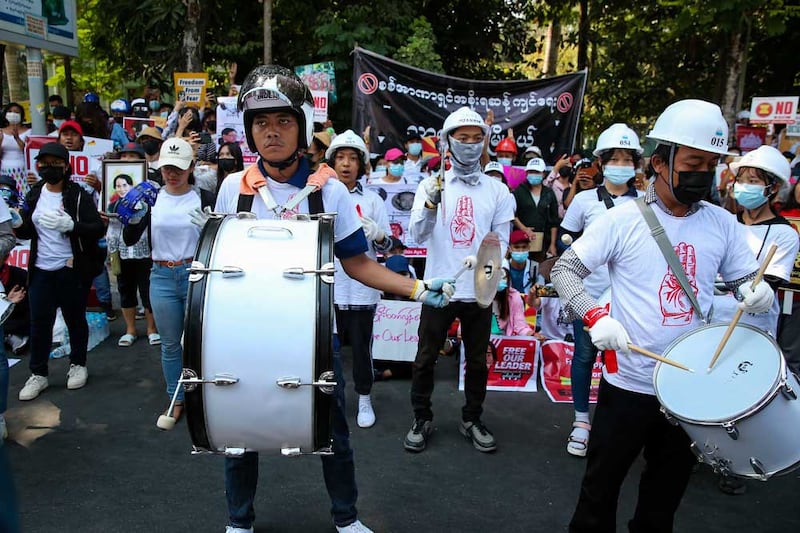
[3,318,799,532]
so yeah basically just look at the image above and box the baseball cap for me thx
[52,105,71,120]
[120,142,146,158]
[59,120,83,136]
[35,142,70,162]
[525,158,547,172]
[137,126,163,141]
[510,230,530,245]
[386,255,410,274]
[525,145,543,157]
[405,130,422,142]
[484,161,505,175]
[313,130,332,148]
[385,148,404,161]
[158,138,194,170]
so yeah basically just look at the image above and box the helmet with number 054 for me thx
[647,99,731,155]
[593,123,643,156]
[729,145,791,184]
[325,130,369,165]
[237,65,315,152]
[116,182,159,225]
[441,107,489,145]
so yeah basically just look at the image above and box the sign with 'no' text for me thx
[750,97,799,124]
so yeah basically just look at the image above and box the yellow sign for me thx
[786,216,800,290]
[173,72,209,108]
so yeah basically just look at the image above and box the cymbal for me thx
[474,231,503,308]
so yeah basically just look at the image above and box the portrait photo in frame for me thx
[102,160,148,213]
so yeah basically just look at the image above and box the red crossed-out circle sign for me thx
[358,73,379,95]
[556,92,573,113]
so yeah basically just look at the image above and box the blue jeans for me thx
[149,263,189,401]
[224,355,358,528]
[571,320,597,414]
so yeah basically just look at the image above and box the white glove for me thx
[9,208,22,229]
[189,206,213,228]
[588,315,631,353]
[423,178,442,206]
[360,216,385,242]
[738,282,774,314]
[39,210,74,233]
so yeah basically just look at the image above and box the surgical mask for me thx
[497,280,508,292]
[141,140,160,156]
[148,100,160,111]
[373,165,387,176]
[408,142,422,156]
[194,165,216,182]
[389,163,404,177]
[448,136,483,184]
[510,251,529,263]
[497,157,513,166]
[527,173,543,186]
[5,112,20,124]
[733,182,768,209]
[53,119,65,129]
[39,166,67,185]
[673,170,714,205]
[218,158,236,172]
[160,111,169,119]
[603,165,635,185]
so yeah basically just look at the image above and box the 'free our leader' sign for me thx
[750,97,799,124]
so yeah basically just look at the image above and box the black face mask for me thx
[673,170,714,205]
[218,158,236,172]
[141,140,160,156]
[39,166,67,185]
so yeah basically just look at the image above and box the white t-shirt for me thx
[561,187,644,298]
[33,188,73,270]
[571,200,758,395]
[409,171,516,301]
[150,188,202,261]
[333,185,391,306]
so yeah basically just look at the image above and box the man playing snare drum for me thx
[200,65,455,533]
[551,99,774,533]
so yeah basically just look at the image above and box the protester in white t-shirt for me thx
[559,123,645,458]
[551,100,773,533]
[406,106,515,454]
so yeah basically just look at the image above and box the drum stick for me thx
[452,255,477,280]
[707,243,778,373]
[581,327,694,372]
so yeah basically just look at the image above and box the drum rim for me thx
[654,323,786,425]
[313,216,334,451]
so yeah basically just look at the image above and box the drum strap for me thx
[635,197,708,324]
[236,186,323,215]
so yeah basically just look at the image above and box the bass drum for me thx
[183,215,335,455]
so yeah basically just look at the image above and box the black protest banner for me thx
[352,47,587,163]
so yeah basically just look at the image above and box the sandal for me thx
[118,334,137,347]
[566,421,591,457]
[148,333,161,346]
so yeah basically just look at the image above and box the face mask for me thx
[673,170,714,205]
[388,163,404,177]
[0,188,14,206]
[527,173,543,186]
[148,101,160,111]
[194,165,216,182]
[603,165,635,185]
[304,152,319,164]
[206,120,217,132]
[160,111,169,118]
[218,158,236,172]
[39,166,66,185]
[53,119,65,129]
[373,165,387,176]
[733,182,768,209]
[5,112,21,124]
[408,142,422,156]
[448,136,483,184]
[510,251,529,262]
[497,157,513,166]
[141,140,160,156]
[497,280,508,292]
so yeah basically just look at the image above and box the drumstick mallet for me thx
[582,326,694,373]
[156,384,184,431]
[452,255,477,280]
[707,243,778,373]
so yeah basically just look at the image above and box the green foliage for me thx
[394,17,444,73]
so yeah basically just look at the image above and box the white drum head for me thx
[654,324,782,423]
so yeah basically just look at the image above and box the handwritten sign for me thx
[371,299,422,362]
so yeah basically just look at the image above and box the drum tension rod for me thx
[188,261,245,283]
[276,371,337,394]
[283,262,336,281]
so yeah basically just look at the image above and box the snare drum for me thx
[654,323,800,479]
[182,215,335,455]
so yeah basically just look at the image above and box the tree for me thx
[394,17,444,74]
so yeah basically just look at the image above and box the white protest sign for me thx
[750,96,799,124]
[371,299,421,362]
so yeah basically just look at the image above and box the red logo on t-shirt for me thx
[450,195,476,248]
[659,242,698,326]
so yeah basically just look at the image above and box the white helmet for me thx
[442,107,489,144]
[647,99,731,155]
[325,129,369,165]
[593,123,643,156]
[525,158,547,172]
[484,161,505,174]
[729,145,791,183]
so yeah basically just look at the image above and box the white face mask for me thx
[6,112,21,124]
[53,119,66,129]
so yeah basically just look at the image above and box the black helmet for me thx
[237,65,314,155]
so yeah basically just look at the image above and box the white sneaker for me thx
[225,527,253,533]
[67,364,88,390]
[357,394,375,428]
[337,520,374,533]
[19,374,49,401]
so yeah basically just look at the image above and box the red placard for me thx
[459,336,540,392]
[539,340,603,403]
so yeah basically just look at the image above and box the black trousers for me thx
[117,258,153,309]
[778,294,800,375]
[410,301,491,422]
[334,306,376,396]
[569,379,695,533]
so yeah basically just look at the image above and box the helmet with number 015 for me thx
[729,145,791,184]
[647,99,731,155]
[593,123,643,156]
[116,182,159,225]
[441,107,489,146]
[496,137,518,155]
[110,98,130,114]
[237,65,315,152]
[325,129,369,165]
